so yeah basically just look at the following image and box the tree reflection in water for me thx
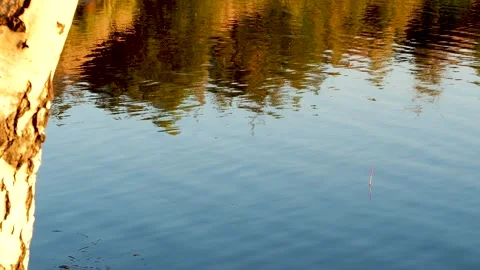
[52,0,480,134]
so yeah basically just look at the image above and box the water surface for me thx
[31,0,480,269]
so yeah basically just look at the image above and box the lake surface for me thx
[31,0,480,269]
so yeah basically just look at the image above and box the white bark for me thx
[0,0,77,269]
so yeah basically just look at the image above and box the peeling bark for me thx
[0,0,78,269]
[0,0,31,32]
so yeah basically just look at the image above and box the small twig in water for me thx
[369,168,373,187]
[369,168,374,200]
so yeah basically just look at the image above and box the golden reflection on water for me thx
[53,0,480,134]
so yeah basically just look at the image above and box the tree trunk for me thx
[0,0,77,269]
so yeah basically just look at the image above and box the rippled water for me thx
[31,0,480,269]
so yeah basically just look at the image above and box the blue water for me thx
[30,0,480,269]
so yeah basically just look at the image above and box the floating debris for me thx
[77,232,89,238]
[77,246,89,251]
